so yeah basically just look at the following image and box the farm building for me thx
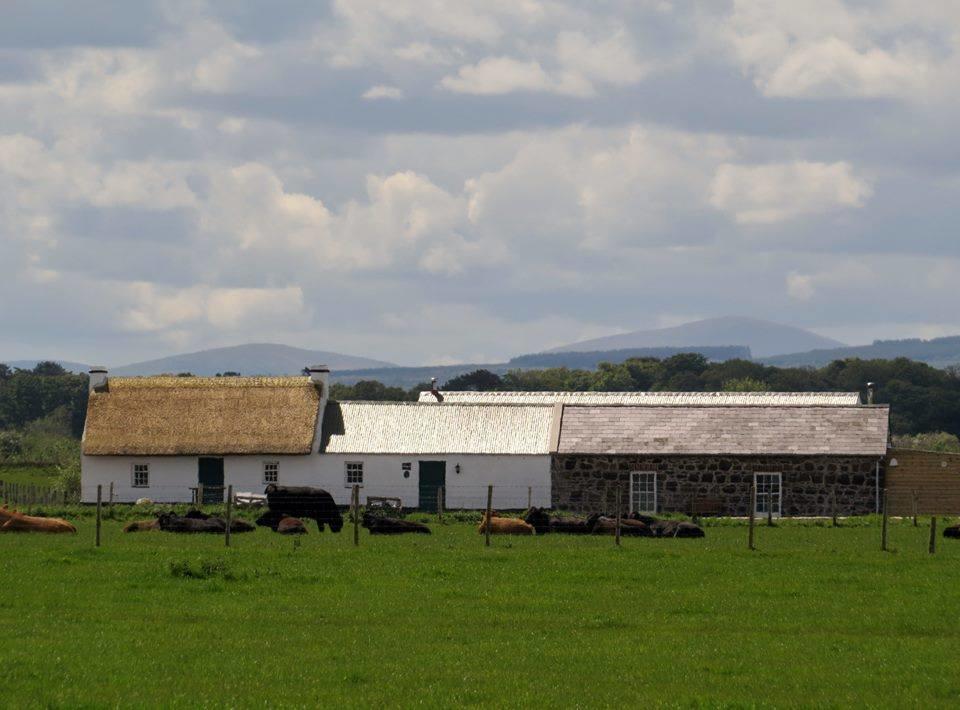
[81,367,891,515]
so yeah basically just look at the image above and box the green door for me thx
[418,461,446,512]
[198,457,224,503]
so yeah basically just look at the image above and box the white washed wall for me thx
[81,453,550,509]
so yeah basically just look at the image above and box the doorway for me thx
[198,457,224,503]
[418,461,446,512]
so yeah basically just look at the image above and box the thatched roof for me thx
[319,402,555,455]
[82,376,321,456]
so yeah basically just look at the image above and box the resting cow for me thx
[944,524,960,539]
[277,517,308,535]
[0,505,76,534]
[156,512,254,534]
[627,512,705,538]
[585,514,652,536]
[362,512,431,534]
[265,485,343,533]
[523,507,590,534]
[123,519,160,532]
[478,511,535,535]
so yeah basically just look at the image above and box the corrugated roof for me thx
[82,376,321,456]
[420,391,863,406]
[557,405,889,456]
[319,402,554,455]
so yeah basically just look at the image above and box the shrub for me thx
[0,431,24,458]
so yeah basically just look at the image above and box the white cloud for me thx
[709,161,872,224]
[362,85,404,100]
[440,57,556,95]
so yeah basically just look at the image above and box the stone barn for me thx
[551,403,890,517]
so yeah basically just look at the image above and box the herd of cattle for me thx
[5,483,960,539]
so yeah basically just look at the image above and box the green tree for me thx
[444,369,504,391]
[722,377,769,392]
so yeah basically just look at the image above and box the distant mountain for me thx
[333,345,751,388]
[762,336,960,369]
[547,316,845,358]
[110,343,395,377]
[4,359,91,374]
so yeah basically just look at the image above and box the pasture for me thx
[2,516,960,707]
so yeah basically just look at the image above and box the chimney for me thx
[866,382,876,405]
[308,365,331,450]
[88,366,108,392]
[430,377,444,403]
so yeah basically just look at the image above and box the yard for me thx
[2,516,960,707]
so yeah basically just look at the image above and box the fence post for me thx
[353,484,360,547]
[225,485,233,548]
[615,488,622,547]
[527,486,532,510]
[95,485,102,548]
[929,516,937,554]
[197,484,204,508]
[108,481,114,510]
[437,486,444,524]
[831,490,838,527]
[485,485,493,548]
[748,483,756,551]
[912,490,919,527]
[767,491,774,527]
[881,489,889,552]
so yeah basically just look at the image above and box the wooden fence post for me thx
[615,488,622,547]
[437,486,444,524]
[527,486,532,510]
[353,484,360,547]
[197,484,204,508]
[748,483,756,551]
[225,485,233,548]
[485,485,493,548]
[95,485,102,548]
[831,490,838,527]
[108,481,114,510]
[912,490,919,527]
[881,489,889,552]
[767,491,774,527]
[929,516,937,555]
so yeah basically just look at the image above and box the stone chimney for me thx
[866,382,876,405]
[308,365,330,451]
[88,366,108,392]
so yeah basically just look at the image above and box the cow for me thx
[255,509,287,531]
[0,505,76,534]
[585,514,652,536]
[478,511,535,535]
[277,517,308,535]
[523,507,590,534]
[156,512,254,534]
[362,512,431,534]
[944,524,960,539]
[123,519,160,532]
[264,485,343,533]
[627,512,705,538]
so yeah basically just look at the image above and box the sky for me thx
[2,0,960,366]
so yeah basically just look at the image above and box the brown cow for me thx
[277,517,308,535]
[123,519,160,532]
[0,505,77,534]
[477,511,535,535]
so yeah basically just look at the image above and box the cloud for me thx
[362,85,404,100]
[440,57,556,95]
[709,161,872,224]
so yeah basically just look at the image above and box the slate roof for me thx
[319,402,555,455]
[556,405,889,456]
[420,391,862,406]
[82,376,322,456]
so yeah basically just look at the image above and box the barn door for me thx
[198,457,225,503]
[418,461,446,512]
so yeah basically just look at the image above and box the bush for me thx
[0,431,24,458]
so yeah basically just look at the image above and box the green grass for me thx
[0,462,60,486]
[2,520,960,707]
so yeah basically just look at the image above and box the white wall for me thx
[81,453,550,509]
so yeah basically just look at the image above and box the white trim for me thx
[754,472,782,517]
[131,462,150,488]
[630,471,657,513]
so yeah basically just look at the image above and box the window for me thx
[345,461,364,486]
[263,461,279,484]
[402,462,411,479]
[755,473,782,516]
[132,463,150,488]
[630,472,657,513]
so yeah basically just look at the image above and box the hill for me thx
[110,343,395,376]
[762,336,960,369]
[547,316,844,358]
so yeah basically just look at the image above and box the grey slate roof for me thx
[420,391,862,406]
[319,401,554,455]
[556,405,889,456]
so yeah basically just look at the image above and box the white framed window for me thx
[132,463,150,488]
[263,461,279,484]
[345,461,364,486]
[754,472,782,516]
[630,472,657,513]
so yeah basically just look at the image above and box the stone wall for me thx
[551,455,883,516]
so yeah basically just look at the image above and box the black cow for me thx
[628,512,705,538]
[255,509,287,531]
[157,512,254,534]
[361,512,431,534]
[523,507,590,534]
[264,485,344,533]
[944,524,960,539]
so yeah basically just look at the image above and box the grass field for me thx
[2,516,960,708]
[0,462,59,486]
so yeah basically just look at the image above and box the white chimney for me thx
[89,366,108,392]
[308,365,330,451]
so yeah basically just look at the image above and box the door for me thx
[418,461,446,512]
[198,457,225,504]
[630,472,657,513]
[755,472,782,517]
